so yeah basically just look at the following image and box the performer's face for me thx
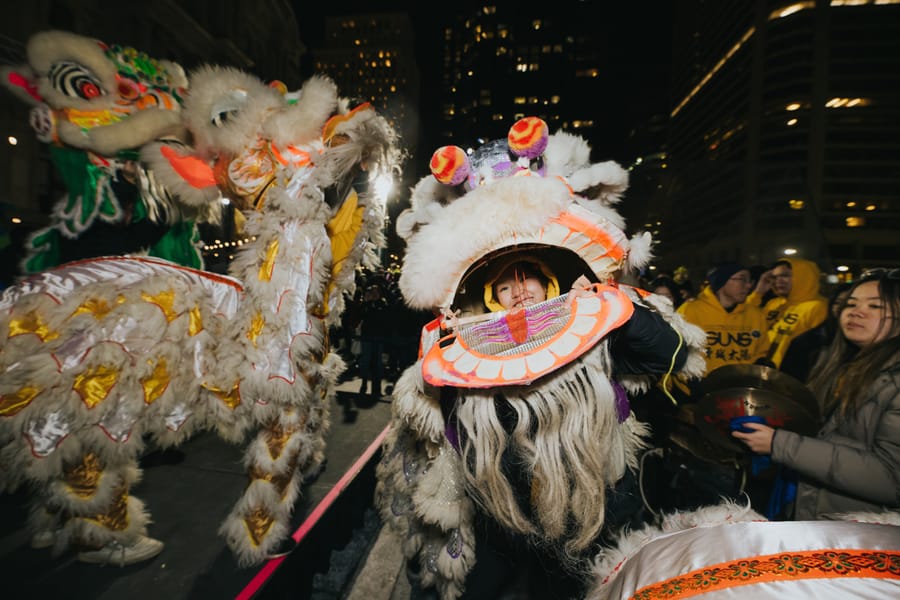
[494,265,547,310]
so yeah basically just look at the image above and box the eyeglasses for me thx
[860,268,900,281]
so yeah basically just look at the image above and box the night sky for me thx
[294,2,675,162]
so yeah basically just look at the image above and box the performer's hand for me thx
[731,422,775,455]
[440,307,460,331]
[566,275,594,307]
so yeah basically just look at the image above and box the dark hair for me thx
[822,281,854,338]
[495,261,547,286]
[649,275,677,291]
[808,274,900,417]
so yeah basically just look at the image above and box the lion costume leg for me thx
[43,451,162,565]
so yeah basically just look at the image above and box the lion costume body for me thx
[0,66,400,566]
[374,119,707,599]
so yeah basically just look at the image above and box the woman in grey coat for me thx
[733,269,900,519]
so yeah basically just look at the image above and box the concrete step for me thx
[344,525,409,600]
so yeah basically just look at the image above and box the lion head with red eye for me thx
[1,30,186,156]
[0,30,214,276]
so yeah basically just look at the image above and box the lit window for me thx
[865,204,877,211]
[787,118,798,126]
[846,201,857,208]
[786,102,802,111]
[788,199,805,210]
[514,97,526,105]
[846,216,865,227]
[769,2,814,19]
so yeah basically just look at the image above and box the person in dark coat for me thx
[357,279,391,398]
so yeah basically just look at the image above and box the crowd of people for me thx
[348,256,898,530]
[376,243,899,599]
[332,265,432,399]
[634,258,899,524]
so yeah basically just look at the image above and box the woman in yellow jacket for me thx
[678,262,769,374]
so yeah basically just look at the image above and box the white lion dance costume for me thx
[0,66,400,567]
[0,30,215,273]
[374,117,708,599]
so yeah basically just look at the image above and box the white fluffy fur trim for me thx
[220,476,299,567]
[541,131,592,179]
[392,362,446,443]
[590,499,765,592]
[183,65,285,156]
[412,443,472,530]
[60,494,151,554]
[28,30,118,110]
[566,160,629,205]
[399,176,573,309]
[625,231,653,272]
[825,510,900,526]
[263,75,338,148]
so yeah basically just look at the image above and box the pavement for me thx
[0,373,399,599]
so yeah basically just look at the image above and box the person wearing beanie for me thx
[677,262,769,374]
[707,262,744,294]
[748,258,829,368]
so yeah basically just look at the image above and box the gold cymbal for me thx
[694,364,820,453]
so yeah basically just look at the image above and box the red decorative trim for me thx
[236,424,391,599]
[631,549,900,599]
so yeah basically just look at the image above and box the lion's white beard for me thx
[453,342,648,566]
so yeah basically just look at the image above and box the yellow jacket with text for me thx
[758,258,828,368]
[677,286,769,374]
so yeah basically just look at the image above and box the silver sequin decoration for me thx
[98,393,139,442]
[24,410,70,457]
[164,402,192,431]
[445,528,463,559]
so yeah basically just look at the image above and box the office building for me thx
[660,0,900,280]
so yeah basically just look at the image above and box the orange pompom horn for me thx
[508,116,549,159]
[430,145,470,186]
